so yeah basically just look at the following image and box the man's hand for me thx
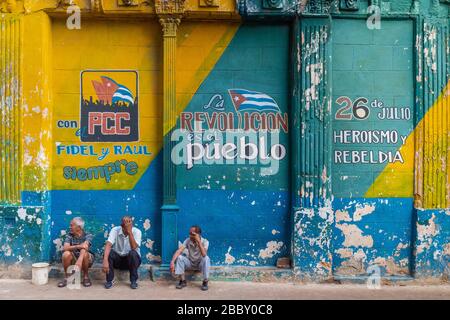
[102,260,109,274]
[170,261,175,273]
[192,232,201,244]
[79,241,89,251]
[123,217,133,234]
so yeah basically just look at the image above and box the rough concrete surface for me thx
[0,279,449,300]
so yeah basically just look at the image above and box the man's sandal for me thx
[57,279,67,288]
[82,278,92,287]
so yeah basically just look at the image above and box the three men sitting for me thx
[58,218,210,290]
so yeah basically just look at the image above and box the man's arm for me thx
[127,230,139,250]
[197,241,207,257]
[123,218,139,250]
[75,248,87,270]
[194,234,207,257]
[102,241,112,274]
[170,246,185,273]
[103,227,117,274]
[63,241,89,252]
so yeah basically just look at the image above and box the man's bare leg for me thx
[58,251,74,287]
[76,249,92,286]
[62,251,73,278]
[75,249,87,276]
[81,252,91,281]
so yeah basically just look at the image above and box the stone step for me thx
[48,264,295,282]
[333,274,415,285]
[4,263,420,284]
[151,265,295,282]
[49,263,152,282]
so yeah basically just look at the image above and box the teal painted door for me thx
[175,23,291,267]
[331,19,415,276]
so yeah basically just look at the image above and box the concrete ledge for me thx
[151,265,295,282]
[3,263,448,285]
[48,264,295,282]
[0,264,33,279]
[333,275,415,285]
[48,263,152,282]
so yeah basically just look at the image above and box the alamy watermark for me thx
[171,122,286,176]
[367,5,381,30]
[66,4,81,30]
[366,264,382,290]
[66,265,82,290]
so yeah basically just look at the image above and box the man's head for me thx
[70,217,85,234]
[121,215,133,235]
[189,225,202,240]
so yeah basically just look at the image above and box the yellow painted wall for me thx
[22,12,53,193]
[49,17,239,190]
[174,21,239,135]
[51,19,162,190]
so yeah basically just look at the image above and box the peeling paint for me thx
[143,219,151,231]
[335,223,374,248]
[225,247,235,264]
[1,245,12,257]
[372,257,409,275]
[335,209,352,223]
[52,238,63,252]
[258,241,283,259]
[145,239,154,250]
[416,213,439,254]
[17,208,27,221]
[353,203,375,222]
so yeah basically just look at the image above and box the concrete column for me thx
[291,17,333,281]
[157,0,185,266]
[0,14,21,203]
[160,17,179,206]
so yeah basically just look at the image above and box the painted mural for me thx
[175,23,291,267]
[49,20,164,264]
[46,21,291,267]
[330,19,415,276]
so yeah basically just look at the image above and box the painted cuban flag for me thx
[112,84,134,106]
[92,76,134,106]
[228,89,281,113]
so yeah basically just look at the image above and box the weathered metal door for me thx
[175,22,291,267]
[331,19,415,277]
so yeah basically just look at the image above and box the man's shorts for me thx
[70,252,94,268]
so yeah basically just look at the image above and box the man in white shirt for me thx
[102,216,142,289]
[170,225,210,291]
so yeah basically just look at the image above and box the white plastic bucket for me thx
[31,262,50,285]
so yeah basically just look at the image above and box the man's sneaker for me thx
[176,280,187,289]
[201,280,209,291]
[104,281,113,289]
[130,281,138,289]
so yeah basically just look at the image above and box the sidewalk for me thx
[0,279,450,300]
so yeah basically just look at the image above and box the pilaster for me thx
[291,16,333,281]
[157,0,185,265]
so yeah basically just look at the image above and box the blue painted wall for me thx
[176,23,291,267]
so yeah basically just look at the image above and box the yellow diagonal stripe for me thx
[366,80,450,203]
[164,22,240,136]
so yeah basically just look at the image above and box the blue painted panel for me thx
[47,152,163,264]
[332,198,413,276]
[177,189,290,266]
[174,23,291,267]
